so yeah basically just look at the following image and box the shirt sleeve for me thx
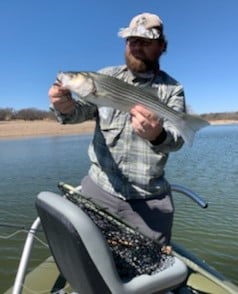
[50,99,98,124]
[151,83,186,152]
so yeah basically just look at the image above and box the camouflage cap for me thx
[118,13,163,39]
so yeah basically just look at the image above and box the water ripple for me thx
[1,128,238,291]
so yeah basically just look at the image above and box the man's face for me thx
[125,37,164,73]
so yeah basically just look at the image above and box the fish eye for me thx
[68,73,74,78]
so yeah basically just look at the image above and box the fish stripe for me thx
[92,72,188,121]
[58,71,209,145]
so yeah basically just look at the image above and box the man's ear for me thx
[158,40,166,54]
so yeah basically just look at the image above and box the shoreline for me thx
[0,119,237,140]
[0,120,95,140]
[208,120,238,125]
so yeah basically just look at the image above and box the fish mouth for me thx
[58,71,97,98]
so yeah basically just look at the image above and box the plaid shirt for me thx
[54,65,186,199]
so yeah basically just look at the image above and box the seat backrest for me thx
[36,191,122,294]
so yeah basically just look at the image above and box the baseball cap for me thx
[118,13,163,39]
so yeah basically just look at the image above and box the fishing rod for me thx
[0,222,44,241]
[58,182,235,294]
[0,222,43,232]
[58,182,150,237]
[57,181,168,278]
[0,223,27,230]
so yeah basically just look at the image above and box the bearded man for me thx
[48,12,186,247]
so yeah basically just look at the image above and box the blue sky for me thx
[0,0,237,114]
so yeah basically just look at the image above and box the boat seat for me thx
[35,191,188,294]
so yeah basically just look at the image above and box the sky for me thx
[0,0,237,114]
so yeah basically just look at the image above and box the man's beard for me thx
[125,52,158,73]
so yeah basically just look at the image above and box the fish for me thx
[56,71,209,145]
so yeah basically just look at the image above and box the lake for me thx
[0,124,237,292]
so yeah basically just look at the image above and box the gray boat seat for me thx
[36,191,188,294]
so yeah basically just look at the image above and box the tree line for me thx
[0,107,237,122]
[200,112,238,121]
[0,108,55,121]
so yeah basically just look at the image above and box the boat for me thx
[4,182,238,294]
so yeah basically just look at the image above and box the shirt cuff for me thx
[150,128,167,145]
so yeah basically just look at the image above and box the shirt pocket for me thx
[98,107,128,147]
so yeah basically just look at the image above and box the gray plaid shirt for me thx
[54,65,186,199]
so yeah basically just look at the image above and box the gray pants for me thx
[81,176,174,246]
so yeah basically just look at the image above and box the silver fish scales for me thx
[57,71,209,145]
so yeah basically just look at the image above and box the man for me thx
[48,12,186,247]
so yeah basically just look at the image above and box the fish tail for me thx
[174,115,209,146]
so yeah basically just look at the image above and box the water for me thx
[0,125,237,292]
[166,125,238,284]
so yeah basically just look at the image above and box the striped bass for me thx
[56,71,209,145]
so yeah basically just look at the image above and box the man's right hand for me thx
[48,83,75,114]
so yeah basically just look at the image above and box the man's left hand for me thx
[130,104,163,141]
